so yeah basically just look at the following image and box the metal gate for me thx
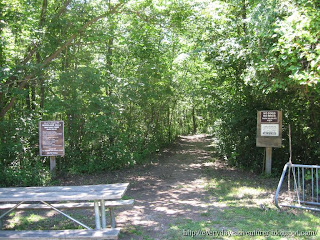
[275,162,320,212]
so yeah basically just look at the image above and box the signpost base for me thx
[265,147,272,174]
[50,156,56,173]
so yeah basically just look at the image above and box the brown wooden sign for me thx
[261,110,279,123]
[256,111,282,148]
[39,121,65,156]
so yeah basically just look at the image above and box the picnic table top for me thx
[0,183,129,202]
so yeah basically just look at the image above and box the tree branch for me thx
[0,2,126,118]
[0,75,33,118]
[56,0,72,18]
[20,0,69,66]
[43,2,125,66]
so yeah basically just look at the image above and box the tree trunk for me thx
[192,106,197,134]
[26,84,31,110]
[242,0,247,35]
[0,2,124,119]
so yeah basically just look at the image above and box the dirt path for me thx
[57,134,282,239]
[59,134,283,239]
[117,134,215,239]
[4,134,319,239]
[61,134,218,239]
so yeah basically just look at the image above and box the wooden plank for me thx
[0,200,134,210]
[0,184,129,202]
[0,192,123,202]
[0,203,92,210]
[0,184,129,193]
[256,137,282,148]
[105,199,134,207]
[0,229,119,239]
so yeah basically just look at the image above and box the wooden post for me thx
[265,147,272,174]
[50,156,56,173]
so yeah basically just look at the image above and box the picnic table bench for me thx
[0,183,134,239]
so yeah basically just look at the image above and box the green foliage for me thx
[192,0,320,172]
[1,0,320,186]
[0,0,197,186]
[0,113,51,187]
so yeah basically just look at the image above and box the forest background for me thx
[0,0,319,187]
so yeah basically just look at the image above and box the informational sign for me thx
[261,111,279,123]
[39,121,64,156]
[256,110,282,148]
[261,124,279,136]
[257,110,282,174]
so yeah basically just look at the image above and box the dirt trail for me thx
[62,134,217,239]
[4,134,317,238]
[59,134,277,239]
[117,134,214,239]
[108,134,223,239]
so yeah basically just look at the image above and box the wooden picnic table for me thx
[0,183,130,239]
[0,183,129,202]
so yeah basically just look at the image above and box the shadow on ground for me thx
[2,134,319,240]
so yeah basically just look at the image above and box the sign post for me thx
[39,121,65,173]
[265,147,272,174]
[50,156,56,172]
[256,111,282,174]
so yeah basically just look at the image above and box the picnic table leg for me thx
[100,200,107,228]
[110,208,116,228]
[94,201,101,229]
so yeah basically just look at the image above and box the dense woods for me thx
[1,0,319,186]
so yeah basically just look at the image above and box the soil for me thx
[58,134,275,240]
[3,134,280,239]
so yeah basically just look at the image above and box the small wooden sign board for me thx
[39,121,64,172]
[256,110,282,174]
[256,110,282,148]
[39,121,65,156]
